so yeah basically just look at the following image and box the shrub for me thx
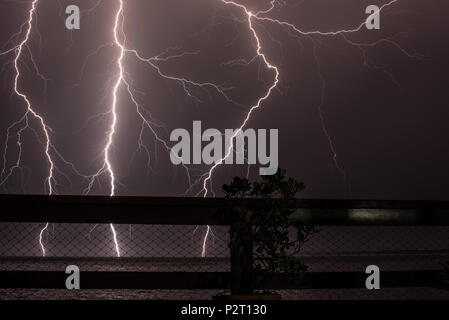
[220,168,317,295]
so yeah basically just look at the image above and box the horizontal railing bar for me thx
[0,270,439,290]
[0,195,448,225]
[1,250,447,262]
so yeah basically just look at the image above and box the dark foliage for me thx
[220,168,317,294]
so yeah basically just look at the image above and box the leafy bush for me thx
[220,168,317,294]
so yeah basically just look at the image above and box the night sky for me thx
[0,0,448,200]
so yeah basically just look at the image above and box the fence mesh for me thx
[1,224,448,266]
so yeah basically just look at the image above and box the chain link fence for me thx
[0,223,448,280]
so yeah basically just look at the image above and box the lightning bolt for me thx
[78,0,125,257]
[99,0,252,257]
[0,0,54,256]
[99,0,221,256]
[202,3,280,198]
[199,2,280,257]
[198,0,419,256]
[202,0,406,195]
[105,0,125,257]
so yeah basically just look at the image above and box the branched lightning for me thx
[0,0,54,256]
[197,0,420,256]
[199,2,280,256]
[101,0,125,257]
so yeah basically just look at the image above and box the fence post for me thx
[230,206,253,295]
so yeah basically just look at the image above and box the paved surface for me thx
[0,288,448,300]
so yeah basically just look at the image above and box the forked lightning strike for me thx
[0,0,53,256]
[200,2,280,257]
[104,0,125,257]
[198,0,414,256]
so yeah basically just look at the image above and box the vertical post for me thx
[230,206,253,295]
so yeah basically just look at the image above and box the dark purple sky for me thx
[0,0,448,200]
